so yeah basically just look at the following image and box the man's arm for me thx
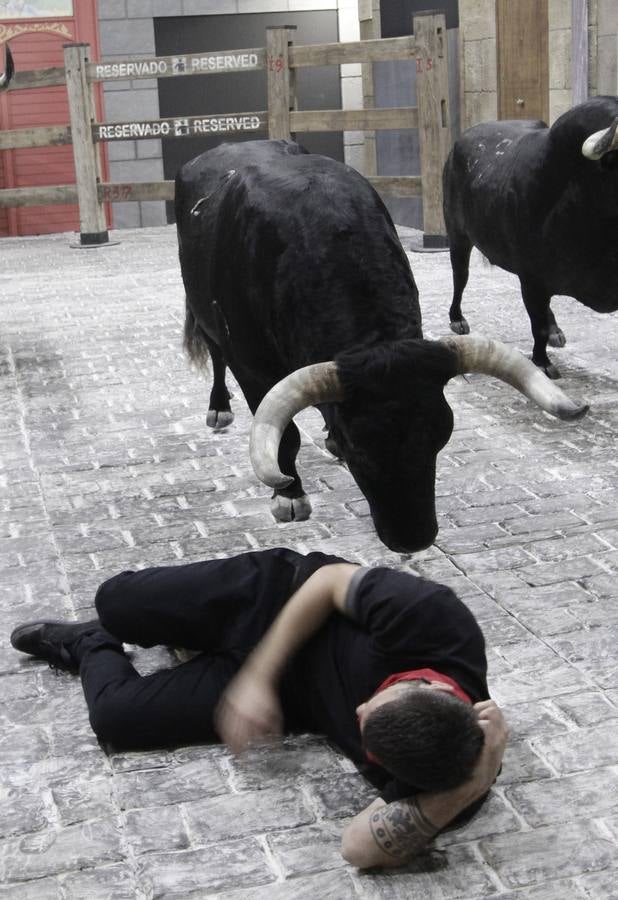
[341,700,508,868]
[215,562,359,753]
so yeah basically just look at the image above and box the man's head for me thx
[357,680,485,792]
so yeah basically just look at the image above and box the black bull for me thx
[444,96,618,379]
[176,139,586,553]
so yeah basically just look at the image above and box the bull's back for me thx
[443,121,548,270]
[177,140,421,369]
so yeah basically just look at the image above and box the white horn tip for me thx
[555,401,589,421]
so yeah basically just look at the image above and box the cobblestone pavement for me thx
[0,223,616,900]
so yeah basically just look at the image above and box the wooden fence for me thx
[0,14,451,247]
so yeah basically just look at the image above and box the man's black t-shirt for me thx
[276,551,489,803]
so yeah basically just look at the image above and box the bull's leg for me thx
[547,307,566,348]
[205,341,234,429]
[448,236,473,335]
[242,383,312,522]
[269,421,312,522]
[520,276,561,379]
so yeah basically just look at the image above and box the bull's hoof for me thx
[450,318,470,336]
[206,409,234,429]
[270,493,312,523]
[548,327,566,348]
[535,360,561,380]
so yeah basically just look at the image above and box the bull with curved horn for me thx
[176,139,588,553]
[444,95,618,378]
[0,44,14,90]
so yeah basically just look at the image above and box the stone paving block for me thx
[506,766,618,827]
[353,841,498,898]
[545,626,618,688]
[210,869,361,900]
[51,777,114,827]
[113,755,227,809]
[533,722,618,774]
[136,841,275,897]
[467,879,587,900]
[551,690,618,728]
[479,822,616,889]
[0,817,124,883]
[266,823,345,877]
[496,741,554,785]
[307,772,377,820]
[184,785,315,844]
[489,660,590,705]
[499,699,571,742]
[578,869,618,900]
[124,804,190,855]
[59,864,137,899]
[0,785,49,841]
[0,879,63,899]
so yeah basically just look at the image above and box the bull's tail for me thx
[183,303,211,371]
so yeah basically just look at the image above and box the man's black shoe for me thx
[10,619,101,672]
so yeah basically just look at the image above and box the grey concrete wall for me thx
[98,0,362,229]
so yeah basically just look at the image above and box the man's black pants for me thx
[76,548,338,750]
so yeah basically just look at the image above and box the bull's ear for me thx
[249,361,343,488]
[582,117,618,159]
[442,334,589,421]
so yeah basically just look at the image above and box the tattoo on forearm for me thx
[369,798,439,860]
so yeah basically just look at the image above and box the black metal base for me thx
[422,233,449,250]
[80,230,110,246]
[70,231,120,250]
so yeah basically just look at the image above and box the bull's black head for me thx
[329,340,458,552]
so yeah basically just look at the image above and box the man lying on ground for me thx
[11,546,507,867]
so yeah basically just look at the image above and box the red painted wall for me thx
[0,3,109,237]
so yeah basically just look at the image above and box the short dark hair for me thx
[362,688,484,792]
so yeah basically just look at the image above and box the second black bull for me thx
[176,139,587,553]
[444,96,618,379]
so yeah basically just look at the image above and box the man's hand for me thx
[468,699,508,800]
[215,668,283,755]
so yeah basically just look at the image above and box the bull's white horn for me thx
[582,117,618,159]
[444,334,589,420]
[250,361,344,488]
[0,44,14,90]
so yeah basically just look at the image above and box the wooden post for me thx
[64,43,109,246]
[266,26,296,140]
[359,0,381,176]
[414,13,452,249]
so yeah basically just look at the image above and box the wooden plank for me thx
[267,27,295,140]
[64,43,108,242]
[367,176,422,197]
[0,124,72,150]
[87,49,265,83]
[289,36,419,68]
[414,13,452,244]
[0,185,77,208]
[93,112,267,143]
[98,182,175,203]
[290,106,417,133]
[11,67,66,90]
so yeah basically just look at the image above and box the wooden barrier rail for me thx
[0,18,451,247]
